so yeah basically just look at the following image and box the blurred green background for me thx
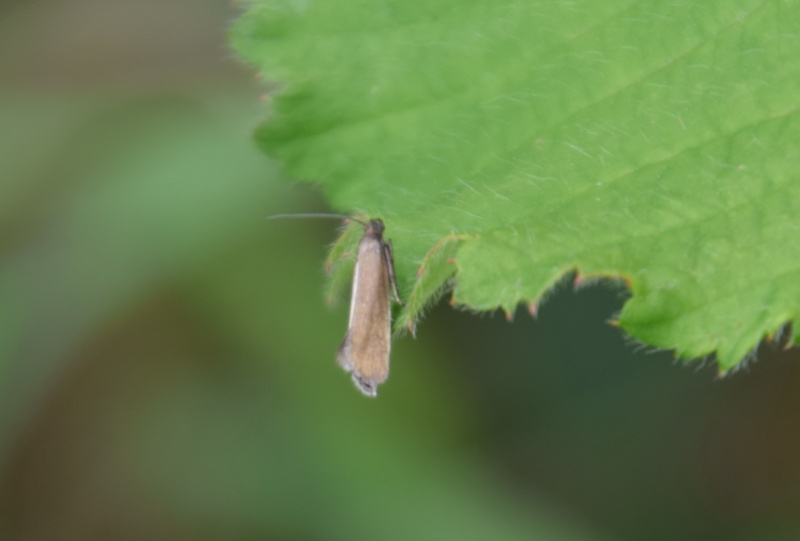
[2,1,800,540]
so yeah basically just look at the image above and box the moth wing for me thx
[337,237,392,396]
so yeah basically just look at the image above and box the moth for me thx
[269,214,402,396]
[336,217,402,396]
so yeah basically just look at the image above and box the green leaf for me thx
[231,0,800,371]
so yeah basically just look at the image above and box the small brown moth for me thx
[269,214,402,397]
[337,218,402,396]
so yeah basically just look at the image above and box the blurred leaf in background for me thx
[1,1,800,541]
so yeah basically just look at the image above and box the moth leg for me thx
[382,240,403,306]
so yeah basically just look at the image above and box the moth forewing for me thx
[336,219,400,397]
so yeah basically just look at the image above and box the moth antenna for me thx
[268,213,367,226]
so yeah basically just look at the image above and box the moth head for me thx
[365,219,384,237]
